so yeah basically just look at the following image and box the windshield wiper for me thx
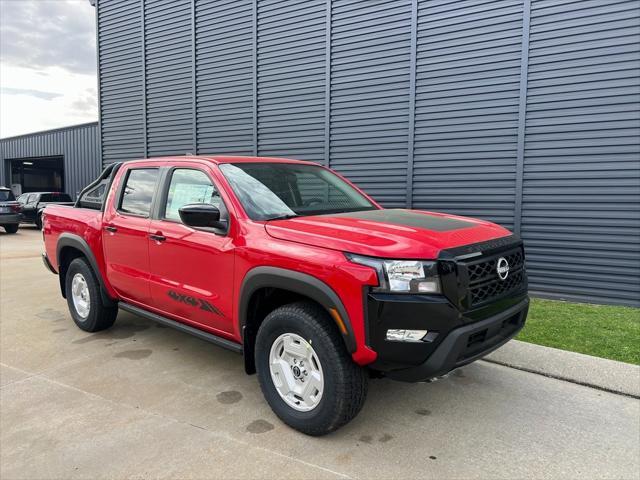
[265,213,300,221]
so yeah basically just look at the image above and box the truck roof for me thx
[124,155,317,166]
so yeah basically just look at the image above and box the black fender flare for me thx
[239,266,356,354]
[56,233,116,306]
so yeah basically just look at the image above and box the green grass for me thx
[517,298,640,365]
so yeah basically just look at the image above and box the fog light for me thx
[386,329,428,342]
[417,280,440,293]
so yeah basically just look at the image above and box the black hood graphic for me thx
[326,209,476,232]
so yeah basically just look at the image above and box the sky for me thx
[0,0,97,138]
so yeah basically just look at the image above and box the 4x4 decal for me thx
[167,290,222,316]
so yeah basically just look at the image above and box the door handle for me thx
[149,233,166,242]
[104,226,117,233]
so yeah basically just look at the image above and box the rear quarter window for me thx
[119,168,159,217]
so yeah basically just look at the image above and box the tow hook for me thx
[423,372,451,383]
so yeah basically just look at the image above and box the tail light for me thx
[10,204,21,213]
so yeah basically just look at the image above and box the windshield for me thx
[219,163,377,220]
[0,190,15,201]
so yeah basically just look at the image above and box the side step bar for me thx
[119,302,243,354]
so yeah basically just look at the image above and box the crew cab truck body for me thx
[42,156,529,435]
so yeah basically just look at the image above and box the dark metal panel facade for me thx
[329,0,412,208]
[98,0,145,163]
[522,0,640,305]
[93,0,640,306]
[257,0,326,162]
[144,0,194,156]
[195,0,254,155]
[414,0,524,230]
[0,123,101,199]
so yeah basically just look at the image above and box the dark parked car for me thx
[17,192,73,229]
[0,187,21,234]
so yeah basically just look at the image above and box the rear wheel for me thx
[65,257,117,332]
[3,224,18,234]
[255,301,368,436]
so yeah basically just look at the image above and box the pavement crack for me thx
[481,359,640,400]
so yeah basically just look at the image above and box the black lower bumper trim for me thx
[386,297,529,382]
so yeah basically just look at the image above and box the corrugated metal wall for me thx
[522,0,640,305]
[94,0,640,307]
[0,123,101,199]
[98,0,145,163]
[196,0,254,154]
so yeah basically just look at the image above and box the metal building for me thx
[92,0,640,307]
[0,122,101,200]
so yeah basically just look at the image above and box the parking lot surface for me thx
[1,228,639,479]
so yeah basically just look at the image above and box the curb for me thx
[483,340,640,399]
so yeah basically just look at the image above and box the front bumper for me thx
[366,291,529,382]
[387,298,528,381]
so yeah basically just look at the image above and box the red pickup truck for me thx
[42,156,528,435]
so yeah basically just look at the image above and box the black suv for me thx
[17,192,73,229]
[0,187,21,234]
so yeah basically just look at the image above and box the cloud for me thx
[1,87,62,100]
[0,0,96,75]
[1,65,97,137]
[0,1,98,138]
[71,90,97,113]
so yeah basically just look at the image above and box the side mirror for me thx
[178,203,227,231]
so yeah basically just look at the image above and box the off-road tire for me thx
[65,257,117,332]
[255,301,368,436]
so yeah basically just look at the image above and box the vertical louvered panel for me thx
[330,0,412,207]
[0,123,101,199]
[413,0,524,229]
[144,0,193,156]
[522,0,640,306]
[256,0,326,162]
[89,0,640,307]
[195,0,254,155]
[97,0,145,164]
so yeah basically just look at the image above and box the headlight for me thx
[346,254,441,294]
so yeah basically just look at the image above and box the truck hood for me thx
[265,209,512,259]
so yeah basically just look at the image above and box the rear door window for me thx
[119,168,159,217]
[163,169,222,221]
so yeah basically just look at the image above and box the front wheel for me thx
[255,301,368,436]
[65,257,117,332]
[35,214,43,230]
[3,224,18,234]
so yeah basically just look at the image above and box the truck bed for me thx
[43,205,105,274]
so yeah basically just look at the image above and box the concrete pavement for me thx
[1,228,639,479]
[486,339,640,398]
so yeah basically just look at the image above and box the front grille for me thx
[470,270,524,306]
[461,246,526,307]
[468,249,524,284]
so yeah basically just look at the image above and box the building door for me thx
[10,156,65,194]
